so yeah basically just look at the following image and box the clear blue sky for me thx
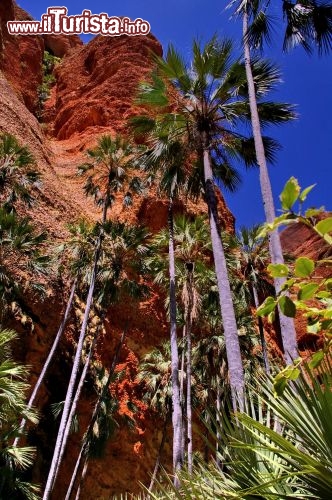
[18,1,332,229]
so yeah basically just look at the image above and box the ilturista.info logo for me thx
[7,7,151,36]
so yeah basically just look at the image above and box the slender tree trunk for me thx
[54,326,100,481]
[148,412,169,492]
[242,6,298,365]
[64,329,126,500]
[186,270,193,474]
[251,281,270,375]
[14,279,77,447]
[65,446,84,500]
[43,238,102,500]
[216,383,222,468]
[168,197,183,486]
[74,459,88,500]
[202,135,244,411]
[179,325,186,405]
[44,187,111,499]
[179,325,186,466]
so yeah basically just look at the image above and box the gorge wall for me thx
[0,2,235,497]
[0,2,326,497]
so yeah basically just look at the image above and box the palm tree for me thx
[129,123,190,480]
[78,134,144,217]
[232,225,273,374]
[227,0,332,55]
[0,207,48,326]
[282,0,332,54]
[64,329,126,500]
[0,133,41,211]
[151,358,332,499]
[43,135,144,499]
[0,329,39,499]
[147,215,211,474]
[55,221,148,489]
[137,342,174,492]
[228,1,298,365]
[135,37,293,408]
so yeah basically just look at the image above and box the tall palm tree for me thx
[231,225,273,374]
[135,37,293,407]
[64,329,126,500]
[228,0,298,365]
[0,133,41,211]
[43,135,143,499]
[16,219,108,447]
[129,122,190,480]
[55,221,148,489]
[147,215,210,474]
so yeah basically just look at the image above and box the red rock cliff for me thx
[0,2,235,498]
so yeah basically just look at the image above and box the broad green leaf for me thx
[307,322,321,334]
[305,207,324,218]
[281,278,296,291]
[279,295,296,317]
[299,184,316,203]
[295,257,315,278]
[268,263,289,278]
[273,373,288,397]
[316,291,331,299]
[274,365,300,396]
[298,283,319,300]
[325,278,332,291]
[315,217,332,236]
[257,296,276,317]
[286,366,301,380]
[279,177,300,211]
[321,319,332,331]
[308,350,324,369]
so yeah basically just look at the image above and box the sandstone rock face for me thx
[52,33,163,142]
[0,1,43,113]
[0,1,82,114]
[281,219,332,351]
[43,33,83,58]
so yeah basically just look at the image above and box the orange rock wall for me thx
[5,1,326,497]
[0,2,234,497]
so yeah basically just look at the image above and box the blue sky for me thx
[18,1,332,229]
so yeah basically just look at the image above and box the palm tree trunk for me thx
[148,412,169,492]
[44,185,111,499]
[54,328,99,481]
[179,325,186,466]
[186,270,193,474]
[14,278,77,447]
[74,458,88,500]
[168,197,183,485]
[65,446,84,500]
[251,281,270,375]
[64,328,126,500]
[202,135,244,411]
[216,382,222,468]
[242,5,298,365]
[180,325,186,405]
[43,238,102,500]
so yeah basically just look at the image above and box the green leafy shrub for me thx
[256,177,332,392]
[37,51,61,119]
